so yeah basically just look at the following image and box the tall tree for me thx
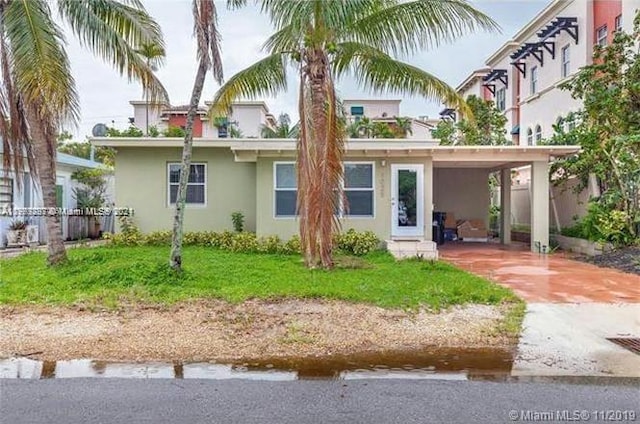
[432,95,509,146]
[0,0,167,265]
[214,0,497,268]
[261,113,299,138]
[136,42,166,135]
[169,0,224,271]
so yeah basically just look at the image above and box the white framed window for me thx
[343,162,374,217]
[0,177,13,209]
[168,163,206,206]
[274,162,297,217]
[526,128,533,146]
[496,88,506,112]
[535,125,542,144]
[530,66,538,95]
[273,162,375,218]
[596,25,608,47]
[615,15,622,33]
[561,45,570,78]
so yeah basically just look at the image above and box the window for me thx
[56,185,64,208]
[530,66,538,95]
[274,162,374,218]
[274,162,297,217]
[343,163,374,217]
[556,116,565,131]
[168,163,206,205]
[615,15,622,33]
[217,118,228,138]
[0,177,13,209]
[534,125,542,144]
[561,45,570,78]
[350,106,364,116]
[496,88,506,112]
[596,25,608,47]
[526,128,533,146]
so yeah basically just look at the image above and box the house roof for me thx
[57,152,104,169]
[90,137,580,170]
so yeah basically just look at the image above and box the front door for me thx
[391,164,424,238]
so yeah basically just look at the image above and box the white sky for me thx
[65,0,550,139]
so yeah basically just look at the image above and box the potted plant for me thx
[6,220,27,247]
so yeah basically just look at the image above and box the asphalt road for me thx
[1,379,639,424]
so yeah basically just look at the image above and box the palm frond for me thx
[209,53,287,116]
[136,41,165,70]
[344,0,499,56]
[335,43,471,117]
[192,0,223,84]
[5,0,79,125]
[58,0,169,102]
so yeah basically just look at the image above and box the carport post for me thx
[500,168,512,245]
[530,161,550,252]
[424,158,433,242]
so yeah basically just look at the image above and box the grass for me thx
[0,246,519,310]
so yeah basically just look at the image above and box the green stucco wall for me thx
[114,147,256,233]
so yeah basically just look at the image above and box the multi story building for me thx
[129,101,277,138]
[449,0,639,148]
[343,99,438,139]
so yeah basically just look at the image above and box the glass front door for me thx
[391,164,424,238]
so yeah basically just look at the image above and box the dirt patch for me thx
[578,246,640,276]
[0,300,517,362]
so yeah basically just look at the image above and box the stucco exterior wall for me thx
[255,156,435,241]
[343,100,401,118]
[114,147,256,233]
[518,0,592,143]
[231,106,265,138]
[433,168,491,227]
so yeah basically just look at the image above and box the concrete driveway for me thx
[441,243,640,377]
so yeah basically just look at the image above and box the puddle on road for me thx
[1,348,637,384]
[1,348,511,381]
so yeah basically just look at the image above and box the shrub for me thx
[230,232,259,252]
[163,125,186,137]
[334,229,380,256]
[280,235,301,255]
[257,235,282,254]
[231,211,245,233]
[106,226,381,257]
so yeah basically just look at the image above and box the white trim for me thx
[391,164,424,238]
[166,162,208,208]
[273,161,297,219]
[342,161,376,219]
[561,44,571,79]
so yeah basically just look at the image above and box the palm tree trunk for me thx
[298,48,342,269]
[27,110,67,265]
[169,58,208,271]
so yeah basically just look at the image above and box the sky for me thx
[66,0,551,139]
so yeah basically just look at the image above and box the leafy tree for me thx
[433,95,509,145]
[261,113,300,138]
[0,0,167,265]
[170,0,224,271]
[545,14,640,241]
[393,117,413,138]
[347,117,373,139]
[57,141,115,167]
[214,0,497,268]
[162,125,186,138]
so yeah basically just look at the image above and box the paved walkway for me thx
[441,243,640,377]
[440,243,640,303]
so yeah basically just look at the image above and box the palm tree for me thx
[394,117,413,138]
[261,113,300,138]
[136,42,166,135]
[169,0,224,271]
[0,0,167,265]
[214,0,498,268]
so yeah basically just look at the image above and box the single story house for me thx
[0,149,108,247]
[91,137,579,258]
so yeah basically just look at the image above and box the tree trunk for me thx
[169,59,208,272]
[27,110,67,265]
[297,48,342,269]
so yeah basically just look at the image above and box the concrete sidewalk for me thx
[440,244,640,377]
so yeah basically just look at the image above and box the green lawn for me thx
[0,246,519,309]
